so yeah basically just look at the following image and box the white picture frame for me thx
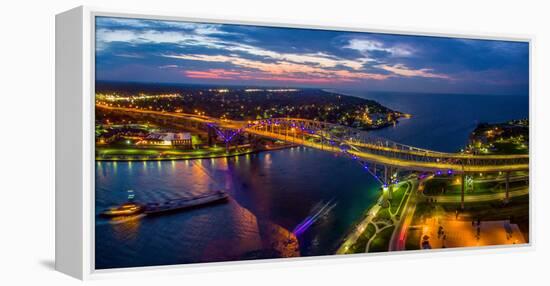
[55,6,533,280]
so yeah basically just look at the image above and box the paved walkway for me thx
[336,180,413,254]
[419,219,526,249]
[336,202,382,254]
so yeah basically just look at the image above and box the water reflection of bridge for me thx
[98,105,529,208]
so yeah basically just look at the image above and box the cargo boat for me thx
[144,190,229,215]
[100,190,229,217]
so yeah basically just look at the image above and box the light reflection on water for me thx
[95,93,529,269]
[95,147,380,269]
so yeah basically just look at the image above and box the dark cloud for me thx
[95,16,529,95]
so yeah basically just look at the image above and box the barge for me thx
[100,190,229,217]
[144,190,229,215]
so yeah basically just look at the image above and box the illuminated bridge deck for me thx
[97,105,529,173]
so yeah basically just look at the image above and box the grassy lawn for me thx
[375,208,392,222]
[369,226,395,253]
[163,149,222,156]
[96,146,250,160]
[423,178,458,195]
[441,195,529,222]
[390,183,410,215]
[97,148,160,156]
[347,224,376,254]
[491,142,528,155]
[411,202,435,225]
[423,177,506,196]
[405,228,421,250]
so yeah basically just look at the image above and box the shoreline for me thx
[336,179,416,254]
[335,194,383,254]
[96,86,409,134]
[95,144,297,162]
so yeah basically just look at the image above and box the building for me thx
[96,131,119,145]
[139,132,193,148]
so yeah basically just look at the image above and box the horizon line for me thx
[95,79,529,97]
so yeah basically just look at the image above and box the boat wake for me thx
[292,199,337,236]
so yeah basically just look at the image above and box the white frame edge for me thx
[55,5,534,281]
[55,6,84,280]
[55,6,93,280]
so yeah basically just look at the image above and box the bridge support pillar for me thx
[461,173,465,210]
[285,127,288,141]
[384,166,388,185]
[387,166,393,200]
[207,126,215,146]
[381,185,390,208]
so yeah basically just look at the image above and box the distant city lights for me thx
[96,93,181,102]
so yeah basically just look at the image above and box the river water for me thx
[95,91,528,269]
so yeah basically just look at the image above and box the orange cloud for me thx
[168,54,391,83]
[184,68,349,84]
[184,69,241,79]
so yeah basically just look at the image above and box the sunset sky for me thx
[95,17,529,95]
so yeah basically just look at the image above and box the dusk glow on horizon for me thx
[96,17,529,95]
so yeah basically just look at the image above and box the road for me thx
[474,175,528,183]
[96,104,529,173]
[388,178,422,251]
[424,187,529,203]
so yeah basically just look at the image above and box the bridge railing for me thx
[97,105,529,171]
[242,117,529,170]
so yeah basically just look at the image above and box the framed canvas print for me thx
[55,6,531,280]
